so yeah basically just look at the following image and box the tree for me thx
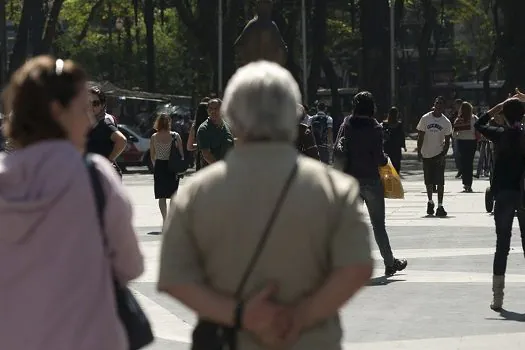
[8,0,66,75]
[359,0,390,114]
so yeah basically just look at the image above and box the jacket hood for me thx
[347,115,382,129]
[0,141,80,244]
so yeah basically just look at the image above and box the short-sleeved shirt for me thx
[158,144,372,350]
[86,117,119,159]
[416,112,453,159]
[196,119,234,164]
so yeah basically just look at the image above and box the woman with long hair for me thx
[454,101,478,192]
[150,114,184,224]
[382,107,406,173]
[187,101,209,170]
[0,56,143,350]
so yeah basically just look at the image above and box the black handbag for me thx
[168,133,188,174]
[191,162,299,350]
[85,155,155,350]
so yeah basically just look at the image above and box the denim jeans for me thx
[359,179,395,267]
[452,138,461,172]
[493,190,525,276]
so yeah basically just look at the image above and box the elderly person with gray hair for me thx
[158,61,373,350]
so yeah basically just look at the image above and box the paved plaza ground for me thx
[123,161,525,350]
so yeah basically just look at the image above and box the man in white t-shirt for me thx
[417,96,453,217]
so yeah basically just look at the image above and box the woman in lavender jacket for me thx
[0,56,143,350]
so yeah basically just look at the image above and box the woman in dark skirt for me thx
[150,114,184,225]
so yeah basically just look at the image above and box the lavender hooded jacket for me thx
[0,141,144,350]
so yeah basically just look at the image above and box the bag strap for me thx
[234,162,299,298]
[85,154,108,246]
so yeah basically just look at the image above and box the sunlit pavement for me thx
[125,162,525,350]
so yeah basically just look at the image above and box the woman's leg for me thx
[159,198,168,222]
[463,140,476,188]
[491,191,516,310]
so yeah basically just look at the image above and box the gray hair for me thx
[222,61,301,142]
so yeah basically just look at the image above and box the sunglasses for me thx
[91,100,102,107]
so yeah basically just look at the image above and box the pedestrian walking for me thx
[86,86,127,177]
[337,91,407,276]
[196,98,235,166]
[0,56,143,350]
[382,107,407,173]
[450,99,463,178]
[453,101,478,192]
[475,96,525,311]
[150,114,184,224]
[296,104,320,159]
[417,96,453,217]
[158,61,373,350]
[309,102,333,164]
[187,101,209,171]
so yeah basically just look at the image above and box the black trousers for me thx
[385,147,402,174]
[457,139,477,187]
[493,190,525,276]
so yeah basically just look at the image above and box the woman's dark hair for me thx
[503,98,525,125]
[387,107,399,123]
[2,55,87,148]
[194,102,209,131]
[154,114,171,131]
[353,91,375,117]
[88,86,107,107]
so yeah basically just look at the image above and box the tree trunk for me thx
[29,0,46,57]
[36,0,65,55]
[359,0,390,115]
[144,0,156,91]
[499,0,525,96]
[307,0,328,104]
[9,0,35,75]
[415,0,438,119]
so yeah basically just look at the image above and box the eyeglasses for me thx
[91,100,102,107]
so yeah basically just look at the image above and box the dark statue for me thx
[234,0,287,67]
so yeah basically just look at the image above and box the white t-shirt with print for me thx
[416,112,453,159]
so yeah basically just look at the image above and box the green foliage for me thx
[449,0,495,76]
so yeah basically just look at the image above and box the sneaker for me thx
[427,201,435,215]
[465,187,473,193]
[385,258,408,276]
[436,206,447,217]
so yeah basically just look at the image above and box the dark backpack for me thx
[311,114,329,146]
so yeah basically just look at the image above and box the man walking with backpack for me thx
[309,102,333,164]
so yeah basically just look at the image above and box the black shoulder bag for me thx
[85,155,154,350]
[168,133,188,174]
[191,162,299,350]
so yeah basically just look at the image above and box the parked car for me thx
[116,124,153,172]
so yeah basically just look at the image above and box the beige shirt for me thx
[158,143,372,350]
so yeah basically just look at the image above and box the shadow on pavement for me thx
[421,215,457,219]
[368,276,406,286]
[486,309,525,322]
[147,231,162,236]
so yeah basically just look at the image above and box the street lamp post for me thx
[389,0,396,106]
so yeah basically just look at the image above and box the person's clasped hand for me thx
[242,284,308,348]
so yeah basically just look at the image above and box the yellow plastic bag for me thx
[379,159,404,199]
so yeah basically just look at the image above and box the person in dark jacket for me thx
[296,105,320,160]
[338,91,407,276]
[382,107,407,173]
[475,96,525,312]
